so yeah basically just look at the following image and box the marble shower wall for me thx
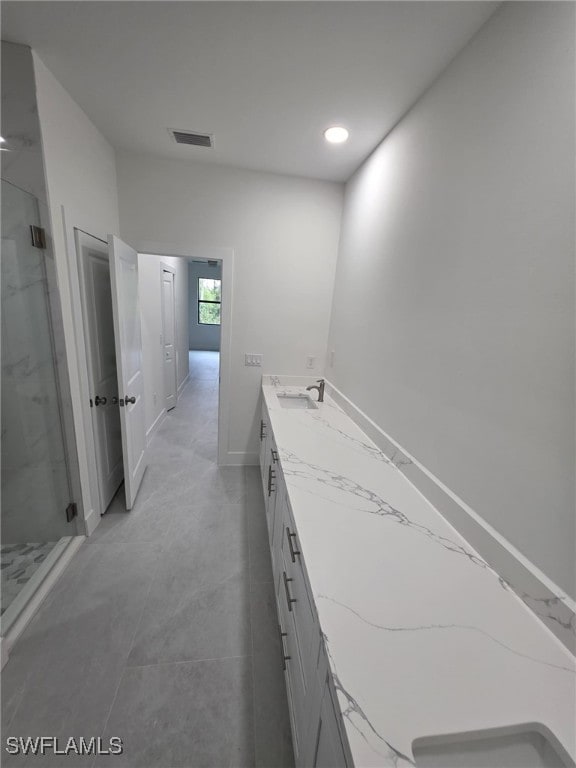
[0,43,46,200]
[1,181,71,543]
[1,42,79,543]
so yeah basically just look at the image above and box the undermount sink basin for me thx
[413,726,574,768]
[277,393,318,410]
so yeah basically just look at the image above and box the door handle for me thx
[94,395,107,406]
[286,527,301,563]
[283,571,297,612]
[124,396,136,404]
[279,624,290,670]
[267,465,276,497]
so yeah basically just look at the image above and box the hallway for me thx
[2,351,294,767]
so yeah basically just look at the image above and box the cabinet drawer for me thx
[269,472,286,581]
[311,678,349,768]
[259,401,270,495]
[265,440,280,543]
[278,592,305,764]
[271,471,287,559]
[279,551,320,696]
[279,509,319,685]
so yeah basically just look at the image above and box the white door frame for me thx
[65,220,108,535]
[75,229,123,515]
[160,262,178,411]
[135,241,234,466]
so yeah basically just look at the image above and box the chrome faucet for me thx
[306,378,325,402]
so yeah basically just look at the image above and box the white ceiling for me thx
[2,1,497,182]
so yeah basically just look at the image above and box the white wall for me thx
[117,155,343,459]
[138,254,189,439]
[33,53,120,534]
[326,3,575,596]
[189,260,222,351]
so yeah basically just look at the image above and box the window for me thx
[198,278,221,325]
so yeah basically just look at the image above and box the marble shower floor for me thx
[1,350,294,767]
[1,542,58,616]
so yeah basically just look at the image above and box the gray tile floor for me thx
[1,351,294,768]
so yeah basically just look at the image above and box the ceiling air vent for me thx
[170,129,213,148]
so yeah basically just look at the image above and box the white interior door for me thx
[161,267,177,411]
[108,235,147,510]
[76,230,123,513]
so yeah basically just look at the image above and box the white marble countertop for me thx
[262,380,576,768]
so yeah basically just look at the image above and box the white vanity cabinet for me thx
[310,679,349,768]
[259,401,271,497]
[260,400,280,540]
[258,383,576,768]
[259,401,351,768]
[278,496,320,688]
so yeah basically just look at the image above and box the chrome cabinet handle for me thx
[260,420,266,441]
[283,571,297,612]
[94,395,107,406]
[271,448,278,464]
[267,465,276,497]
[279,625,290,670]
[125,396,136,404]
[286,527,301,563]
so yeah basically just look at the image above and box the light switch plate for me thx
[306,355,315,369]
[245,353,262,367]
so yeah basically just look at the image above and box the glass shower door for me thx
[1,178,76,626]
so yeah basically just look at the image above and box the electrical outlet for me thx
[306,355,315,369]
[329,349,335,367]
[245,353,262,367]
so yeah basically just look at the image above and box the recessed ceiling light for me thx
[324,126,349,144]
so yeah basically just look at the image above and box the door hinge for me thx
[30,225,47,249]
[66,502,78,523]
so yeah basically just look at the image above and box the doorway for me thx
[188,260,222,454]
[189,259,222,355]
[131,242,233,466]
[75,230,123,514]
[161,264,177,411]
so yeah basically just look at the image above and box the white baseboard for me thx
[178,372,191,397]
[1,536,85,664]
[146,408,167,445]
[83,506,100,536]
[189,346,220,352]
[220,450,259,467]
